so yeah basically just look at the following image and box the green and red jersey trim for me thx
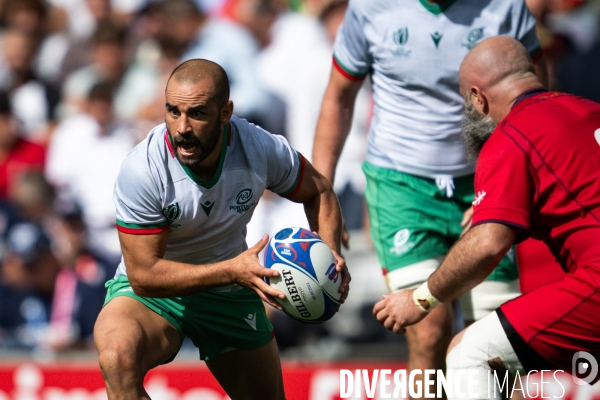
[116,219,169,235]
[333,55,367,81]
[280,151,306,198]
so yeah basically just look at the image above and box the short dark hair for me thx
[168,59,230,106]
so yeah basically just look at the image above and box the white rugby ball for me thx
[264,227,342,323]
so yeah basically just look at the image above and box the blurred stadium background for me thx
[0,0,598,398]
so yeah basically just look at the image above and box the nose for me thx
[177,115,192,135]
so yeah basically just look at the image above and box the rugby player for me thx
[93,59,350,400]
[374,36,600,398]
[312,0,547,394]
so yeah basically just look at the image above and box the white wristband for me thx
[413,281,440,312]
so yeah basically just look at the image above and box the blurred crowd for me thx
[0,0,597,355]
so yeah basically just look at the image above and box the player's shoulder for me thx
[229,115,276,148]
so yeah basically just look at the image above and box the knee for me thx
[409,318,453,354]
[98,345,139,379]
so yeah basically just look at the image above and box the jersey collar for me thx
[165,123,230,189]
[418,0,457,15]
[512,88,548,109]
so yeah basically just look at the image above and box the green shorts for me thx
[363,162,518,282]
[103,276,274,362]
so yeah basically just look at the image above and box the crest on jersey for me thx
[230,188,257,214]
[390,228,415,255]
[462,27,484,50]
[162,202,181,227]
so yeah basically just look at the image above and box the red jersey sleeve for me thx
[471,129,535,241]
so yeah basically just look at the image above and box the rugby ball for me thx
[264,227,342,324]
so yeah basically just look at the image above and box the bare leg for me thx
[405,302,454,399]
[94,297,182,400]
[206,339,286,400]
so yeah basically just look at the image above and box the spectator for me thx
[0,213,113,350]
[59,19,128,118]
[1,0,71,85]
[0,28,60,142]
[0,91,45,199]
[156,0,271,122]
[46,81,137,262]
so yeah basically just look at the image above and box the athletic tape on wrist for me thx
[413,281,440,312]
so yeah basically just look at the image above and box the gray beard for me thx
[461,96,497,161]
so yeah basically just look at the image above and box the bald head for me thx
[167,59,230,106]
[459,36,544,124]
[460,36,536,94]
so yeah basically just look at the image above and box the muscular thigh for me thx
[94,296,182,373]
[206,339,285,400]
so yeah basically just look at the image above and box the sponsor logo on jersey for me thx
[162,202,181,227]
[244,313,257,330]
[201,200,215,216]
[230,188,257,214]
[392,27,411,57]
[390,228,415,255]
[472,190,486,206]
[431,31,443,48]
[462,27,484,50]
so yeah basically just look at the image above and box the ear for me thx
[470,87,489,115]
[220,100,234,123]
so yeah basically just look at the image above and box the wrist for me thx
[413,281,440,312]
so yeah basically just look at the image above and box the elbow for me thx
[476,235,512,263]
[128,270,154,297]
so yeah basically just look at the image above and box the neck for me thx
[489,77,544,123]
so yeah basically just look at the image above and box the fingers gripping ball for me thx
[264,227,342,323]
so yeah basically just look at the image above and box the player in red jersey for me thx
[373,36,600,398]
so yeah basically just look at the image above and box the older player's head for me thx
[459,36,543,159]
[165,59,233,170]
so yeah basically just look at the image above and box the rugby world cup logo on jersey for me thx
[230,188,257,214]
[392,27,411,57]
[162,202,181,227]
[462,27,484,50]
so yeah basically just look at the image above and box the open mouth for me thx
[176,141,200,157]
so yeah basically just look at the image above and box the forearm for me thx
[428,223,516,302]
[312,72,362,183]
[304,186,343,254]
[127,257,235,297]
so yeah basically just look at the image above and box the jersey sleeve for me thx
[260,130,306,198]
[471,132,535,243]
[510,0,542,60]
[332,0,371,81]
[114,146,168,235]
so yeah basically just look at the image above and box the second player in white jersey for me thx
[114,115,304,282]
[333,0,541,178]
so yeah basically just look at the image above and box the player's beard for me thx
[461,95,497,161]
[172,116,222,168]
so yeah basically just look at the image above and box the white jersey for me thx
[333,0,540,178]
[113,116,305,289]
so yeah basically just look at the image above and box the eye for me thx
[188,109,202,119]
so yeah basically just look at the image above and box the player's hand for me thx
[460,206,474,237]
[372,289,428,334]
[332,250,351,303]
[231,235,285,311]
